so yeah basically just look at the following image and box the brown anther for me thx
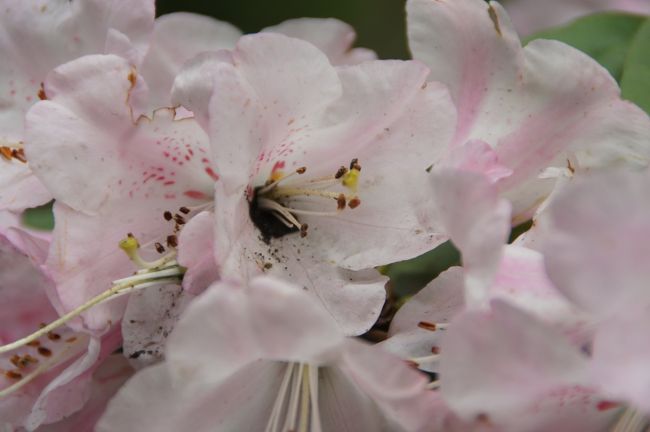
[22,354,38,366]
[5,370,22,380]
[296,167,306,174]
[155,242,165,254]
[166,235,178,248]
[348,197,361,209]
[10,355,21,368]
[0,147,12,161]
[163,211,173,221]
[179,206,190,214]
[263,262,273,270]
[126,233,135,239]
[476,413,491,424]
[38,83,47,100]
[431,346,440,355]
[299,224,309,238]
[26,340,40,347]
[335,166,348,179]
[11,148,26,163]
[337,193,346,210]
[173,214,186,225]
[65,337,77,344]
[417,321,439,331]
[37,346,52,357]
[349,158,361,171]
[47,331,61,341]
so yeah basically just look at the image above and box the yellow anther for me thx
[341,168,360,192]
[119,233,139,257]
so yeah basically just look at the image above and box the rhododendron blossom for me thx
[172,32,456,335]
[408,0,650,224]
[0,0,649,429]
[0,0,155,212]
[0,227,121,430]
[97,277,443,432]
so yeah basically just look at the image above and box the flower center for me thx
[266,362,322,432]
[250,159,362,243]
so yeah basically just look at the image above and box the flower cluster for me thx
[0,0,649,431]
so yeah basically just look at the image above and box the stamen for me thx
[266,363,296,432]
[0,335,88,398]
[257,198,302,228]
[417,321,449,331]
[284,363,305,432]
[612,408,648,432]
[308,365,322,432]
[119,233,176,269]
[258,167,307,195]
[409,354,441,365]
[0,266,183,355]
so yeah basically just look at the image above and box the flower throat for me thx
[250,159,362,244]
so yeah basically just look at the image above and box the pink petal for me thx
[262,18,377,65]
[431,170,511,306]
[339,340,446,431]
[166,277,344,388]
[141,13,241,110]
[505,0,650,36]
[591,310,650,414]
[177,210,219,295]
[38,355,133,432]
[542,171,650,316]
[440,300,589,423]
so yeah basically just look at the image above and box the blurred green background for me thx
[155,0,411,60]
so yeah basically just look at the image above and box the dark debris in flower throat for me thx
[248,158,362,245]
[249,186,300,244]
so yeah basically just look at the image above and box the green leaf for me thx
[621,19,650,113]
[22,201,54,231]
[525,13,647,82]
[384,241,461,297]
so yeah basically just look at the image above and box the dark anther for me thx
[337,194,346,210]
[155,242,165,254]
[173,214,186,225]
[296,167,306,174]
[300,224,309,238]
[335,166,348,179]
[349,158,361,171]
[37,346,52,357]
[166,235,178,248]
[179,206,190,214]
[348,197,361,209]
[163,211,173,221]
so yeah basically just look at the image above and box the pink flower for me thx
[0,0,155,212]
[23,55,214,335]
[97,276,443,432]
[0,227,121,430]
[541,170,650,414]
[407,0,650,225]
[171,33,456,335]
[504,0,650,35]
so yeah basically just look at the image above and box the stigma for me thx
[250,159,362,243]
